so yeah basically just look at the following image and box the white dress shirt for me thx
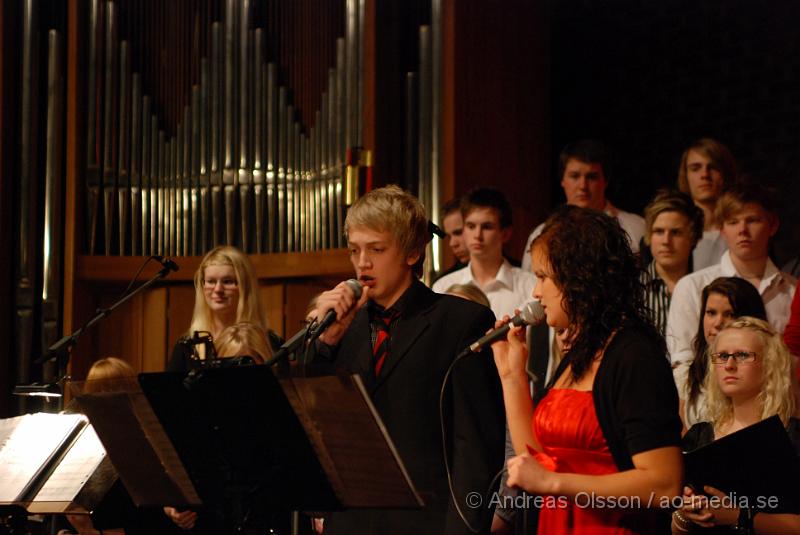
[521,201,645,271]
[432,259,536,320]
[667,250,796,390]
[692,228,728,271]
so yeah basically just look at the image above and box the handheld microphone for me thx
[266,278,365,366]
[308,279,364,340]
[467,301,546,353]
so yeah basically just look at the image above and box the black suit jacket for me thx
[315,280,505,535]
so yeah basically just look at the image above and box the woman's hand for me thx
[313,282,370,346]
[680,485,738,528]
[490,314,528,381]
[506,452,557,495]
[164,506,198,530]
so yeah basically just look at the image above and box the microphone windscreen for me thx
[518,301,546,325]
[345,278,363,300]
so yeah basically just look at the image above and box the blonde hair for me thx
[445,283,491,308]
[188,246,268,336]
[214,322,273,364]
[705,316,799,428]
[85,357,137,393]
[642,189,704,247]
[714,181,778,227]
[345,185,430,275]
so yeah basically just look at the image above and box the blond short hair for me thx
[345,185,430,275]
[85,357,137,393]
[215,322,273,364]
[705,316,799,428]
[714,181,778,226]
[642,189,704,247]
[189,246,268,336]
[445,283,491,308]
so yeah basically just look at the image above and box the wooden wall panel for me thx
[260,284,285,338]
[167,284,195,355]
[94,290,142,373]
[142,287,167,371]
[284,279,340,339]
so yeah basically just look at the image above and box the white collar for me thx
[463,259,515,290]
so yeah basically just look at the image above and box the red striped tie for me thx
[373,310,398,376]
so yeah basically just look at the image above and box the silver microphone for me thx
[308,279,363,339]
[468,301,546,353]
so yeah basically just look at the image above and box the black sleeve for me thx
[681,422,714,452]
[445,305,506,535]
[166,338,192,372]
[300,339,338,366]
[602,330,682,469]
[787,418,800,458]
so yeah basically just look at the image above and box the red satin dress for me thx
[532,388,634,535]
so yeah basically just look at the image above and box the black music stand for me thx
[75,365,422,534]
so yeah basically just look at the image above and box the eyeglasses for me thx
[202,278,238,289]
[710,351,757,365]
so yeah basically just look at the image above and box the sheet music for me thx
[32,424,106,503]
[0,415,26,451]
[0,413,86,502]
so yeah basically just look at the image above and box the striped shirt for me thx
[641,261,672,335]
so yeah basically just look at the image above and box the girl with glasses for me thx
[673,317,800,534]
[163,247,283,533]
[167,245,276,371]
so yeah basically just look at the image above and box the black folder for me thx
[684,415,800,513]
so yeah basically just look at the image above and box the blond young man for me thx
[641,190,704,334]
[310,185,505,535]
[667,182,796,389]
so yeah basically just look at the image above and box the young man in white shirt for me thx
[432,188,535,319]
[521,139,645,271]
[667,182,796,387]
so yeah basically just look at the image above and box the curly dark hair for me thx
[687,277,767,405]
[534,205,662,382]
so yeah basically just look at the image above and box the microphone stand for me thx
[264,319,319,368]
[33,262,179,400]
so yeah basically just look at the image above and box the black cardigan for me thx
[546,327,683,471]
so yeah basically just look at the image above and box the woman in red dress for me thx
[492,206,683,534]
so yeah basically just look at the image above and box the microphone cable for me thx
[118,255,164,300]
[438,348,501,534]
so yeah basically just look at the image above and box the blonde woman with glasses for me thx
[167,245,274,372]
[163,246,278,532]
[673,317,800,534]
